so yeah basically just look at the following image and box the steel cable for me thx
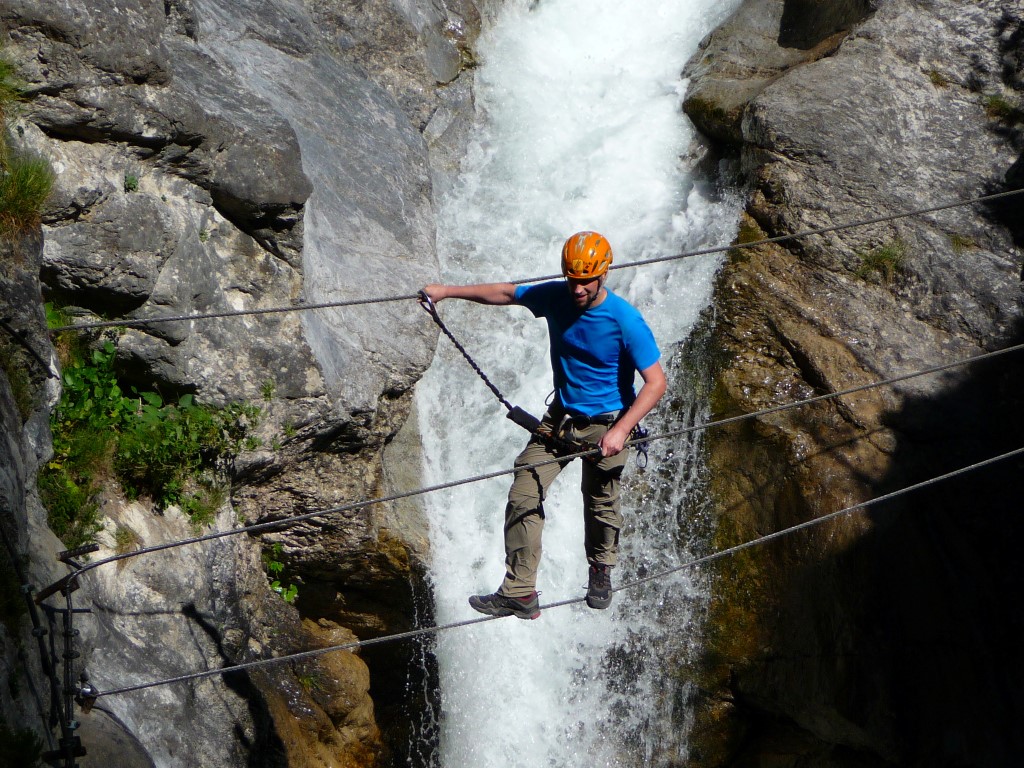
[93,444,1024,699]
[47,187,1024,333]
[59,340,1024,584]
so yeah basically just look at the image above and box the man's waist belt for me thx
[562,410,621,428]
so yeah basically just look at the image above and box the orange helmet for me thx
[561,231,613,279]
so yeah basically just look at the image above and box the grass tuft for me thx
[0,151,54,237]
[0,48,54,241]
[855,240,907,286]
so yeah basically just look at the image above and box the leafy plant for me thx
[298,673,324,693]
[123,172,139,193]
[855,240,907,285]
[198,228,209,242]
[260,379,275,401]
[0,55,23,120]
[40,340,260,545]
[0,50,53,240]
[113,525,139,555]
[263,543,299,604]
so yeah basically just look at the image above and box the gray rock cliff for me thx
[683,0,1023,765]
[0,0,481,765]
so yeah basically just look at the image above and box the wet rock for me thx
[687,0,1024,765]
[683,0,854,147]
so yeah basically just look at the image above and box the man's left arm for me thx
[597,361,667,457]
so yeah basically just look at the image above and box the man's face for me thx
[566,275,604,309]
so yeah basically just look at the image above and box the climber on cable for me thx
[422,231,667,619]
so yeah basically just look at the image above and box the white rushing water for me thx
[415,0,743,765]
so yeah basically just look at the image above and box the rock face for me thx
[683,0,1024,765]
[0,0,481,765]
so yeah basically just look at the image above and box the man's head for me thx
[562,231,611,309]
[561,231,612,279]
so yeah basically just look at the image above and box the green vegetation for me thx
[948,233,977,254]
[263,542,299,603]
[0,151,54,237]
[113,525,140,556]
[0,50,53,241]
[198,228,209,242]
[123,172,139,193]
[297,673,324,693]
[0,57,22,111]
[39,337,260,546]
[260,378,275,401]
[926,69,949,88]
[983,93,1023,123]
[855,239,907,285]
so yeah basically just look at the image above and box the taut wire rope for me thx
[92,444,1024,699]
[48,339,1024,587]
[46,187,1024,333]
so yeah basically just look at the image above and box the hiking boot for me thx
[468,591,541,620]
[586,565,613,609]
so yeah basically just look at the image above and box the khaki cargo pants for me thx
[499,408,629,599]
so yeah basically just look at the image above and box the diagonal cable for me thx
[54,340,1024,585]
[93,444,1024,699]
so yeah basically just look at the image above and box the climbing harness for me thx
[417,290,645,466]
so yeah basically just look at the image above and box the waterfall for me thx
[415,0,742,764]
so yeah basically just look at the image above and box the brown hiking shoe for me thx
[468,591,541,620]
[586,565,613,609]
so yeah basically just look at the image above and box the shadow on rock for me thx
[849,317,1024,766]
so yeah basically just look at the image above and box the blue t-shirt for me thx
[514,281,661,416]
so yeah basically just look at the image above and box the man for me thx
[423,231,667,619]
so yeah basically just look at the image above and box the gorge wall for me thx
[684,0,1024,765]
[3,0,1023,766]
[0,0,482,765]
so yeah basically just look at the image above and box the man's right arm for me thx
[423,283,517,306]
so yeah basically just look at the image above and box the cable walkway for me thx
[44,186,1024,333]
[92,444,1024,699]
[11,182,1022,757]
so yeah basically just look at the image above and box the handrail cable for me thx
[93,444,1024,699]
[47,187,1024,333]
[53,340,1024,585]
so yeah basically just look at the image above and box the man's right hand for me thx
[422,284,449,302]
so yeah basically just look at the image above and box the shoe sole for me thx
[586,594,612,610]
[468,596,541,620]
